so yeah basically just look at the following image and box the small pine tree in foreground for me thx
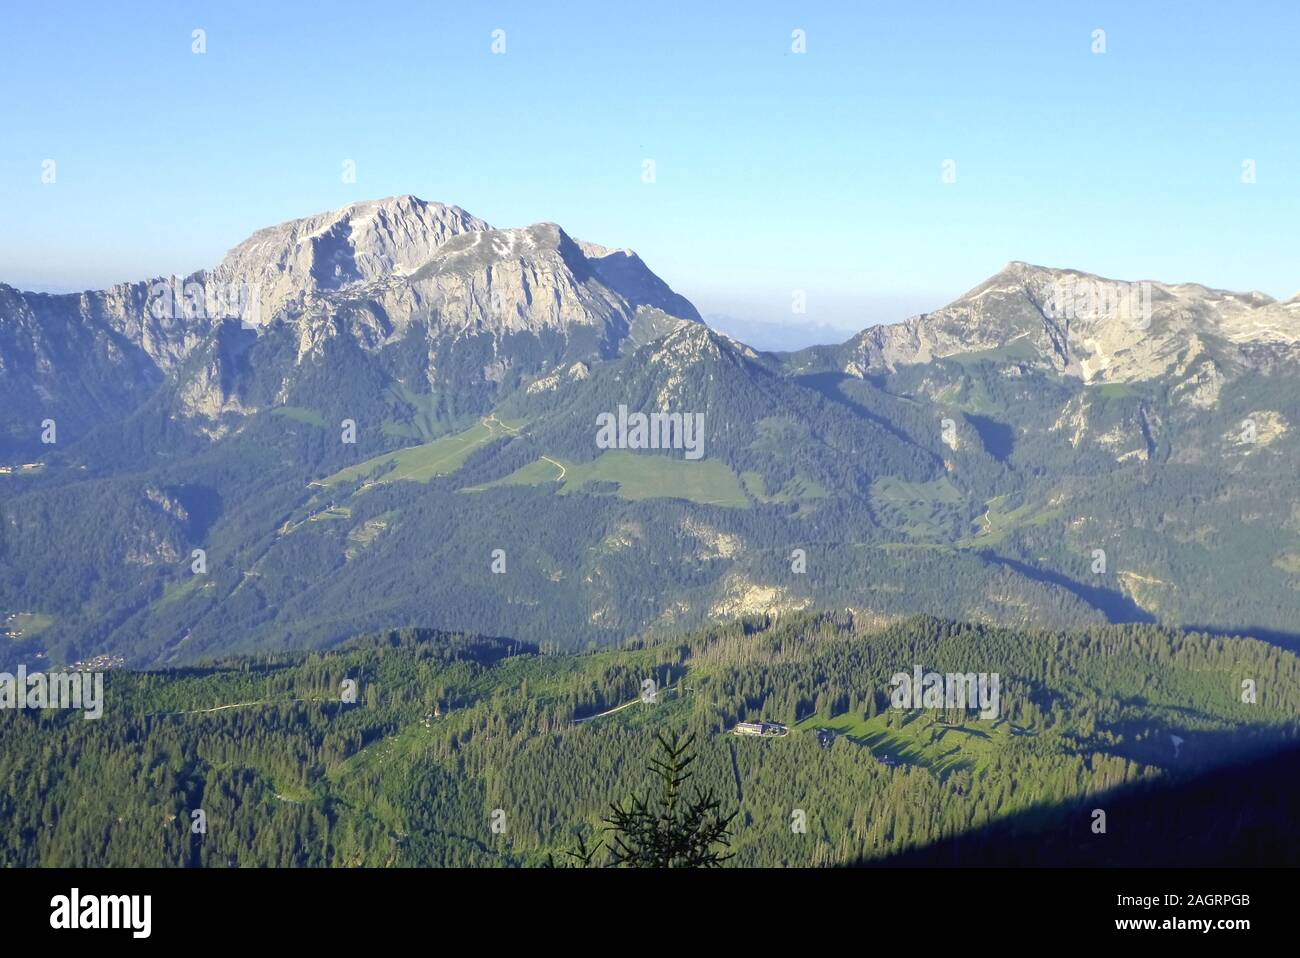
[550,731,735,868]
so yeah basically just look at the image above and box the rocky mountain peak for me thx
[211,195,492,319]
[838,262,1300,387]
[642,321,759,371]
[0,197,707,453]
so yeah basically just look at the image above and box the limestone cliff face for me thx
[0,279,181,454]
[210,195,491,324]
[207,197,700,355]
[0,196,702,450]
[7,200,1298,458]
[838,261,1300,392]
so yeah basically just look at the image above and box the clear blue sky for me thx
[2,0,1297,333]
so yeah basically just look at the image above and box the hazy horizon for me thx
[4,1,1299,323]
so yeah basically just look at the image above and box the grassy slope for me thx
[469,450,751,508]
[4,612,55,639]
[319,417,524,488]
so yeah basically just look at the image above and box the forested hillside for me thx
[10,313,1300,668]
[3,614,1296,867]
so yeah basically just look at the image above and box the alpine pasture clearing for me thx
[468,450,751,508]
[318,417,524,488]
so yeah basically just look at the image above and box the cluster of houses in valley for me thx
[65,653,125,671]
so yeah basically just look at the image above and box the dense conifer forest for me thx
[3,613,1296,867]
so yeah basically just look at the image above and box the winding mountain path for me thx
[540,456,567,481]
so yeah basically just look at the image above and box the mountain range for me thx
[3,195,1299,669]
